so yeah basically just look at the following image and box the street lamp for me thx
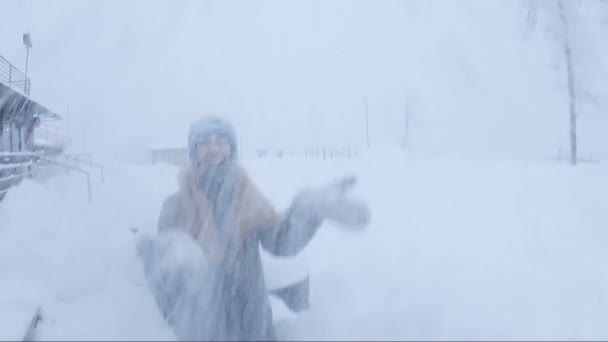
[23,33,32,96]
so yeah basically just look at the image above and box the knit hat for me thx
[188,116,238,160]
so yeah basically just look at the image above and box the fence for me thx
[0,151,96,204]
[549,148,597,164]
[147,145,361,165]
[0,55,31,96]
[256,147,359,161]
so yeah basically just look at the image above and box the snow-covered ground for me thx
[1,0,608,340]
[0,150,607,340]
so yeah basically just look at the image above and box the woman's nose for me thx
[208,139,223,149]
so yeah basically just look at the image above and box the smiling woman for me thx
[137,115,370,340]
[188,117,237,168]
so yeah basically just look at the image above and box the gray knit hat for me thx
[188,116,238,160]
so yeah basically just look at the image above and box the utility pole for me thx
[403,101,410,149]
[364,97,370,147]
[66,106,72,146]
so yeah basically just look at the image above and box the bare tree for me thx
[558,0,578,165]
[525,0,582,165]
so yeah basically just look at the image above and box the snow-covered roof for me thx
[148,141,187,151]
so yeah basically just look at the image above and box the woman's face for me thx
[193,133,232,167]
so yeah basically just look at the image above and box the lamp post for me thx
[23,33,32,96]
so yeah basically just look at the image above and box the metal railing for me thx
[0,151,93,203]
[0,55,31,96]
[64,153,104,183]
[39,155,93,203]
[0,151,40,199]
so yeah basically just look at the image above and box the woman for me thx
[139,116,370,340]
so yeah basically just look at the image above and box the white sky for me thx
[1,0,607,160]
